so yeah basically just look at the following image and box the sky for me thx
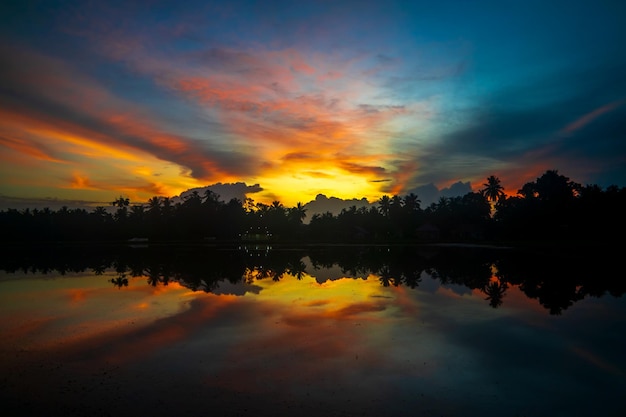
[1,0,625,209]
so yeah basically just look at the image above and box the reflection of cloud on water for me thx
[6,261,623,416]
[0,315,58,347]
[414,273,440,293]
[385,276,626,417]
[417,272,473,297]
[48,293,245,365]
[24,274,401,365]
[333,301,387,317]
[569,345,624,377]
[30,276,411,413]
[0,274,194,349]
[439,283,473,296]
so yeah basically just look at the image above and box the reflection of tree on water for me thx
[145,266,163,287]
[493,247,606,315]
[483,279,508,308]
[110,272,128,288]
[242,249,308,283]
[91,264,107,276]
[286,259,307,280]
[243,266,280,283]
[110,261,129,288]
[426,248,493,291]
[378,265,400,287]
[0,244,622,314]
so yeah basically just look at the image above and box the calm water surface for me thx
[0,244,624,416]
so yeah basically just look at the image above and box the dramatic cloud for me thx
[1,0,625,207]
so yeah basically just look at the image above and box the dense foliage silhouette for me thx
[1,170,624,243]
[0,244,622,315]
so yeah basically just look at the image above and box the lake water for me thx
[1,244,624,417]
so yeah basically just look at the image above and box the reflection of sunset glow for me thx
[2,256,624,417]
[1,3,625,413]
[0,274,191,349]
[0,266,408,358]
[569,345,624,376]
[251,272,395,318]
[68,288,87,303]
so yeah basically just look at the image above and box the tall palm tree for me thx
[294,202,307,221]
[111,196,130,207]
[289,202,307,224]
[130,204,145,219]
[481,175,505,202]
[91,206,111,226]
[403,193,421,212]
[378,195,391,217]
[111,196,130,221]
[436,196,450,211]
[390,195,404,215]
[147,197,161,215]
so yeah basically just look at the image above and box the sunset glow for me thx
[1,1,625,209]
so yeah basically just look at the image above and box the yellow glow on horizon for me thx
[0,107,398,206]
[252,170,382,206]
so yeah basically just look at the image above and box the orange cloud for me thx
[97,41,420,188]
[1,39,437,205]
[0,120,66,164]
[70,173,95,189]
[388,160,419,195]
[0,47,253,190]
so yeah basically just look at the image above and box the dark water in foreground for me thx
[0,244,625,417]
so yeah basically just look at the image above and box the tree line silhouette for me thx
[0,244,622,315]
[1,169,624,243]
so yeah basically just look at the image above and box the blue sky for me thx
[1,0,625,208]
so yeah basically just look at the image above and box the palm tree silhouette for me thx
[378,195,391,217]
[403,193,421,211]
[291,202,307,223]
[378,265,399,287]
[146,267,161,286]
[111,273,129,288]
[481,175,505,202]
[147,197,161,214]
[111,196,130,221]
[286,259,307,280]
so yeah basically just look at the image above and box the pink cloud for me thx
[562,100,624,134]
[87,35,418,179]
[0,46,257,184]
[0,128,66,164]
